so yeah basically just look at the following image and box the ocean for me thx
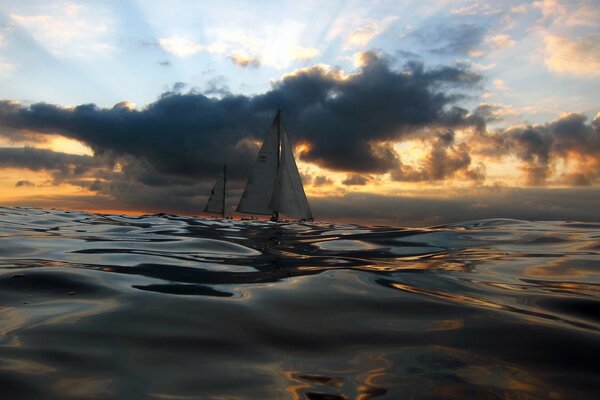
[1,206,599,399]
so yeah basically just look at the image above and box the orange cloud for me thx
[290,46,319,61]
[544,34,600,76]
[344,16,398,49]
[487,34,516,48]
[228,52,260,68]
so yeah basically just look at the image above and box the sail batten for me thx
[237,110,313,220]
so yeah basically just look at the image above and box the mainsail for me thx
[204,165,227,218]
[237,110,313,221]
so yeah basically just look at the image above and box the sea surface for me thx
[1,206,599,399]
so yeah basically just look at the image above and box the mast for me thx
[222,164,226,218]
[271,108,281,222]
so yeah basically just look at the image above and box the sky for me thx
[0,0,599,226]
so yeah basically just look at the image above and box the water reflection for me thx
[0,207,599,399]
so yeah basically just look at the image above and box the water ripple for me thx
[1,207,599,399]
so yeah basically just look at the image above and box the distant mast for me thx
[222,164,226,218]
[236,109,312,221]
[204,164,227,218]
[272,108,281,222]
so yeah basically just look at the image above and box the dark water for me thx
[1,206,600,399]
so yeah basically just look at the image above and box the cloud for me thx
[15,180,35,187]
[112,101,137,111]
[533,0,600,27]
[345,16,398,49]
[228,52,261,68]
[533,0,566,22]
[203,76,230,97]
[562,4,600,27]
[272,55,481,173]
[313,175,333,186]
[10,3,115,59]
[171,82,187,93]
[0,53,483,183]
[158,59,171,66]
[158,37,226,57]
[392,131,485,182]
[179,19,314,68]
[511,4,529,14]
[342,174,369,186]
[290,45,319,61]
[473,112,600,186]
[312,188,600,226]
[544,34,600,77]
[451,3,503,16]
[0,147,213,212]
[487,34,516,48]
[0,146,104,182]
[81,156,213,210]
[532,0,600,28]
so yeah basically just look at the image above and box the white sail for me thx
[204,165,226,216]
[269,127,313,220]
[237,110,313,220]
[236,117,279,215]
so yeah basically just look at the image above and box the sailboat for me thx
[236,109,313,221]
[204,164,227,218]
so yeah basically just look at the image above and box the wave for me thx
[1,206,599,399]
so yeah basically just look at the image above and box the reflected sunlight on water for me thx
[1,207,599,399]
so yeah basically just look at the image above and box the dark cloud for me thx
[271,53,481,172]
[473,113,600,186]
[0,147,103,180]
[172,82,186,92]
[15,180,35,187]
[313,175,333,186]
[342,174,369,186]
[393,131,485,182]
[83,173,213,213]
[312,188,600,226]
[0,52,482,183]
[467,104,505,133]
[158,59,171,66]
[203,76,230,97]
[0,98,259,181]
[0,125,48,143]
[414,23,487,55]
